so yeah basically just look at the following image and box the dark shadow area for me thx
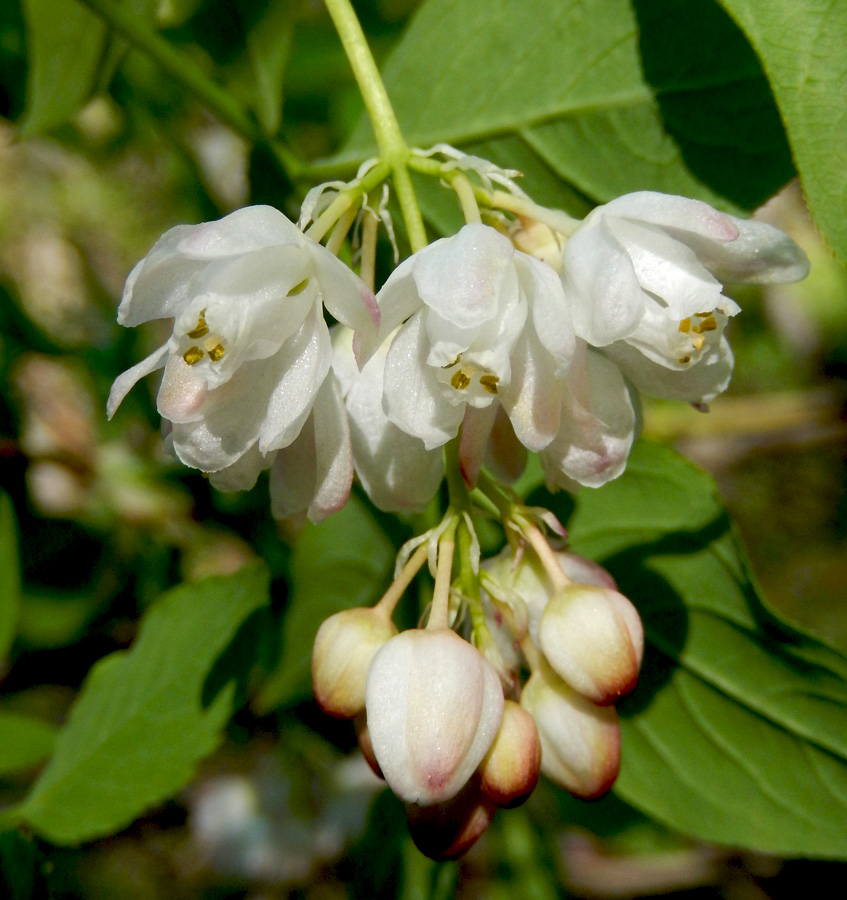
[633,0,794,209]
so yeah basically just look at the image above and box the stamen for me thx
[187,309,209,339]
[451,369,471,390]
[206,343,225,362]
[678,355,691,364]
[441,355,462,369]
[479,374,499,394]
[694,315,717,333]
[287,279,309,296]
[691,335,705,351]
[183,346,203,365]
[678,318,691,333]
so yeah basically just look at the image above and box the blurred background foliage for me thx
[1,0,846,897]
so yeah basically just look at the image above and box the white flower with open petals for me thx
[372,223,576,484]
[561,191,810,403]
[107,205,378,518]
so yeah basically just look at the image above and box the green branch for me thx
[74,0,302,179]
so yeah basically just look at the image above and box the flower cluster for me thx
[109,146,810,858]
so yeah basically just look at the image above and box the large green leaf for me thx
[13,563,270,845]
[717,0,847,262]
[334,0,792,218]
[0,492,20,661]
[534,442,847,856]
[255,493,395,712]
[20,0,108,135]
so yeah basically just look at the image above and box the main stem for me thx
[323,0,427,252]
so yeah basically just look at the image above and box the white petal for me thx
[517,253,574,373]
[339,330,444,511]
[607,335,734,404]
[383,312,464,449]
[258,304,332,452]
[413,224,516,330]
[269,376,353,522]
[562,218,649,345]
[208,443,273,492]
[310,243,380,341]
[106,343,169,418]
[458,403,498,487]
[606,218,725,319]
[500,321,563,452]
[540,347,635,489]
[597,191,739,243]
[680,214,810,284]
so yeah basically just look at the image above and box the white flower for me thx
[371,222,584,483]
[332,327,444,512]
[561,191,810,403]
[107,205,378,518]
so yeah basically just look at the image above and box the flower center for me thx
[443,355,500,395]
[677,311,718,364]
[182,310,226,365]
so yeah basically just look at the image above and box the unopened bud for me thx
[312,607,397,718]
[521,667,620,799]
[479,700,541,808]
[538,584,643,704]
[406,776,496,861]
[366,628,504,805]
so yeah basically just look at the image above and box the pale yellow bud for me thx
[479,700,541,808]
[311,607,397,719]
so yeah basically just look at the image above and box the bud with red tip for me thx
[312,606,397,719]
[520,664,620,799]
[538,584,644,705]
[479,700,541,808]
[365,628,504,805]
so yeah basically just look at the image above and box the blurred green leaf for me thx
[0,712,57,775]
[15,563,270,845]
[334,0,792,216]
[237,0,294,134]
[255,493,395,712]
[536,442,847,856]
[0,492,20,661]
[0,832,37,900]
[717,0,847,262]
[20,0,107,135]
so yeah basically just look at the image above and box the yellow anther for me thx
[678,355,691,364]
[679,318,691,333]
[451,369,471,390]
[287,279,309,296]
[183,346,204,365]
[206,343,225,362]
[695,315,717,333]
[442,355,462,369]
[479,374,500,395]
[694,311,712,317]
[187,309,209,339]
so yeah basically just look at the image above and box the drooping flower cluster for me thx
[108,146,810,859]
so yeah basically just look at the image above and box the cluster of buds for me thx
[311,507,642,859]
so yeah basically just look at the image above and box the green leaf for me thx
[237,0,294,134]
[255,493,395,712]
[0,713,56,775]
[0,832,38,900]
[334,0,791,216]
[16,563,270,845]
[20,0,108,135]
[0,491,20,661]
[536,442,847,856]
[717,0,847,262]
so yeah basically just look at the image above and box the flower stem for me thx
[323,0,427,251]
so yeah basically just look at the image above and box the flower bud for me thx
[479,700,541,808]
[521,667,620,799]
[354,711,383,780]
[312,607,397,718]
[538,584,643,704]
[366,628,504,805]
[405,776,496,861]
